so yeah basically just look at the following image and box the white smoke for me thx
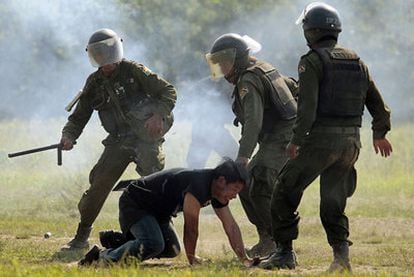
[205,0,413,120]
[1,0,412,171]
[0,0,145,119]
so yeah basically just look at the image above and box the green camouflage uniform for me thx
[62,59,177,229]
[270,40,391,246]
[232,60,298,239]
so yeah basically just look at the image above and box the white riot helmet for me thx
[86,28,123,67]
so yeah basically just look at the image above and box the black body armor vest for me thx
[314,46,369,117]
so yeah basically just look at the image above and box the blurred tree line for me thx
[117,0,294,82]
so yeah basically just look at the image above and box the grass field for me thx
[0,118,413,276]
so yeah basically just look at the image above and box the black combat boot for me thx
[328,242,352,273]
[61,223,92,251]
[258,241,297,270]
[246,232,276,258]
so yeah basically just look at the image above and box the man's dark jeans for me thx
[103,215,181,262]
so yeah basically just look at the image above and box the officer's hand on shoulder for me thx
[373,138,393,158]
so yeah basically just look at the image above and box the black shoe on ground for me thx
[60,238,89,251]
[246,239,276,258]
[78,245,101,266]
[61,224,92,251]
[328,242,352,273]
[328,258,352,273]
[259,249,297,269]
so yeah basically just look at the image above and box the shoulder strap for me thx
[102,80,128,122]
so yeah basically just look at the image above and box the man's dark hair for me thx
[213,157,249,185]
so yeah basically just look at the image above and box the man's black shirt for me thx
[118,168,227,234]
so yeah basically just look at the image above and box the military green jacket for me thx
[232,60,298,159]
[62,59,177,143]
[291,40,391,146]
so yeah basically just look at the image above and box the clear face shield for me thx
[295,2,324,25]
[86,37,123,68]
[205,48,236,81]
[242,35,262,54]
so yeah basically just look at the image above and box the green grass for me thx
[1,119,413,276]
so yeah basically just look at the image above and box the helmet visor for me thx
[295,1,325,25]
[242,35,261,54]
[86,37,123,67]
[205,48,236,80]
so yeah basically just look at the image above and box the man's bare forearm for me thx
[225,221,248,261]
[184,224,198,264]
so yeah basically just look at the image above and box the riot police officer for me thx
[60,28,177,251]
[206,33,298,257]
[260,2,392,272]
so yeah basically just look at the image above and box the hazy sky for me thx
[1,0,411,119]
[1,0,412,167]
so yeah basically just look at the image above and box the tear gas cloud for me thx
[1,0,412,169]
[0,0,139,119]
[222,0,414,121]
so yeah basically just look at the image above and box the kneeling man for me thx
[81,159,257,267]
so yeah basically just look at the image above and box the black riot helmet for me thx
[206,33,251,83]
[296,2,342,45]
[86,28,123,67]
[211,33,250,59]
[297,2,341,31]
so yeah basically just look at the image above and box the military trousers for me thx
[239,166,279,237]
[239,127,291,237]
[78,137,165,227]
[270,139,359,245]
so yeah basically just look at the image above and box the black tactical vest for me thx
[243,61,297,122]
[314,46,369,117]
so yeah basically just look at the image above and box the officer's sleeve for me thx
[62,80,94,142]
[364,67,391,139]
[237,79,264,159]
[134,64,177,117]
[290,55,320,146]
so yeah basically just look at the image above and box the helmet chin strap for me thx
[224,54,251,85]
[224,67,238,85]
